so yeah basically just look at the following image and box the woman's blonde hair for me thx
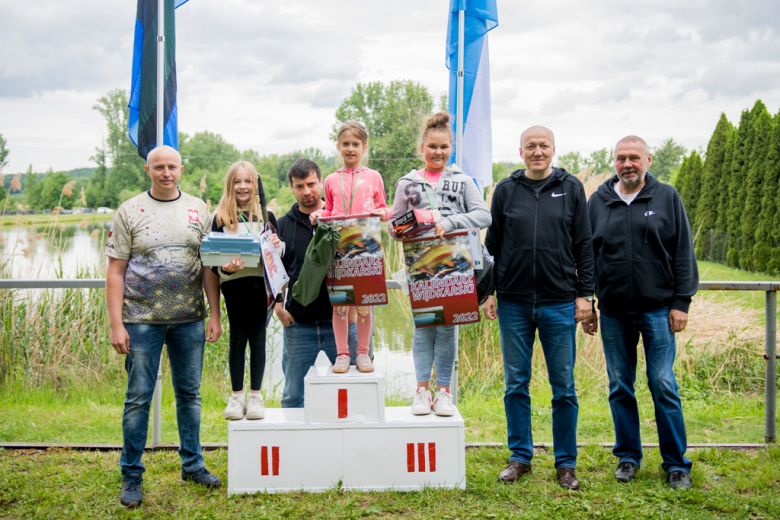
[420,111,453,145]
[214,161,262,232]
[335,121,369,168]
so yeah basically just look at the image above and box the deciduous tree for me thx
[651,138,687,181]
[332,80,434,195]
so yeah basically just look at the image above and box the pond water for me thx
[1,222,419,400]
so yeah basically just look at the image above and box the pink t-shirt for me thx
[321,167,390,219]
[420,169,443,186]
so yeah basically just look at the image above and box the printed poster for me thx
[318,214,388,306]
[403,230,480,328]
[259,230,288,300]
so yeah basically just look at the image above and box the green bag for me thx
[292,224,340,307]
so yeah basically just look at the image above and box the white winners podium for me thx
[227,366,466,494]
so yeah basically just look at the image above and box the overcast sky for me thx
[1,0,779,174]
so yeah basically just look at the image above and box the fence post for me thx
[766,289,777,443]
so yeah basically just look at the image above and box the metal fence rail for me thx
[1,279,777,443]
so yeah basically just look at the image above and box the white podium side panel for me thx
[304,366,385,424]
[342,426,465,491]
[228,427,343,495]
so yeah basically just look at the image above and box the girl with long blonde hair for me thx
[212,161,279,421]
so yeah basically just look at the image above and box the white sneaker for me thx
[245,393,266,420]
[224,393,245,420]
[433,389,456,416]
[411,388,432,415]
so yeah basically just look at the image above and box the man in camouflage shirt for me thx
[106,145,222,508]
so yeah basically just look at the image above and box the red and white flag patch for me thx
[188,209,199,222]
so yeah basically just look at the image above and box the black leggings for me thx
[221,278,267,392]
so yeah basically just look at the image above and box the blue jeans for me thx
[600,307,692,473]
[497,299,578,469]
[413,325,456,387]
[281,320,357,408]
[120,320,206,476]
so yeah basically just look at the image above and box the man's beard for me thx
[299,196,319,209]
[619,170,645,191]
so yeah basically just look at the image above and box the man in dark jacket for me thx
[276,159,356,408]
[583,135,698,490]
[483,126,595,490]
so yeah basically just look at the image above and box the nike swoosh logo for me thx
[551,192,566,197]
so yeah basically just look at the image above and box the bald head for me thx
[519,125,556,179]
[146,145,182,166]
[520,125,555,147]
[614,135,649,156]
[144,145,184,200]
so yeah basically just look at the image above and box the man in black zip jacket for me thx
[483,126,595,491]
[275,159,356,408]
[582,135,698,490]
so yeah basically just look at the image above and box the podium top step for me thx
[305,365,385,384]
[228,407,464,431]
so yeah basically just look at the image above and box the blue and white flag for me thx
[128,0,189,160]
[446,0,498,190]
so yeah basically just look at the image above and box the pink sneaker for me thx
[356,353,374,372]
[332,355,350,373]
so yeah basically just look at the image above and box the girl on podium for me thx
[309,121,390,374]
[390,112,491,416]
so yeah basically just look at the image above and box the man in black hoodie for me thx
[583,135,697,490]
[484,126,595,490]
[275,159,356,408]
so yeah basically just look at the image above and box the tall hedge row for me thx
[676,100,780,274]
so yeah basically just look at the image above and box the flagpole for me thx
[456,9,465,169]
[451,7,465,407]
[151,0,165,447]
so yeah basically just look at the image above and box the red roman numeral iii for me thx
[407,443,436,473]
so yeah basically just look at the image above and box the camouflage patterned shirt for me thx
[105,190,210,324]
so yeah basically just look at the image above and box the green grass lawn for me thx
[2,443,779,518]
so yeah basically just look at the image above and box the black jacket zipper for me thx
[533,192,539,305]
[627,204,633,301]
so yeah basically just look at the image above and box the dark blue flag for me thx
[128,0,188,159]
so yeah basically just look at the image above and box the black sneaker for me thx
[182,467,222,488]
[120,473,143,508]
[667,470,692,490]
[614,461,638,483]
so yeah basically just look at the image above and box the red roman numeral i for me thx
[338,389,348,419]
[407,443,436,473]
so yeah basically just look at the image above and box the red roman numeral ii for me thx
[260,446,280,476]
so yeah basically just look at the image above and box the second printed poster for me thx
[403,230,481,328]
[318,214,388,306]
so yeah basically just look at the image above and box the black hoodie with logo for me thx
[588,173,698,314]
[277,202,333,323]
[486,167,595,304]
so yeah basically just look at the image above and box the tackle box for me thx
[200,232,262,267]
